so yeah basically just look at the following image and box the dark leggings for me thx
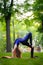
[22,41,34,58]
[21,32,34,58]
[21,32,32,47]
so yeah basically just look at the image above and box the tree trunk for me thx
[5,16,11,52]
[13,19,15,41]
[42,21,43,32]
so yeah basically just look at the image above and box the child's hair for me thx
[15,47,21,58]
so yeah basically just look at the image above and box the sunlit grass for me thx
[0,52,43,65]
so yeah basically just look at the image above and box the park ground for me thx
[0,52,43,65]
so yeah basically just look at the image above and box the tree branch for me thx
[3,0,6,13]
[10,0,13,7]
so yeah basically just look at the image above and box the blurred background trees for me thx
[0,0,43,52]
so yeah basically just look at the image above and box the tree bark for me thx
[42,21,43,32]
[3,0,13,52]
[13,19,15,41]
[5,16,11,52]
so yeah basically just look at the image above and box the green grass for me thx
[0,52,43,65]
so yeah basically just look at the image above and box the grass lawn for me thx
[0,52,43,65]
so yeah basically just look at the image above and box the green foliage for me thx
[0,0,43,51]
[0,22,6,52]
[24,19,31,26]
[39,33,43,46]
[0,0,13,18]
[0,33,6,52]
[38,24,43,33]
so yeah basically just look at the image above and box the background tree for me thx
[0,0,13,52]
[33,0,43,46]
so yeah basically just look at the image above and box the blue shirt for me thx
[14,38,23,45]
[14,32,32,46]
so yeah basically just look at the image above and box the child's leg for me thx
[31,47,34,58]
[29,33,32,46]
[27,43,34,58]
[24,42,34,58]
[2,56,12,58]
[23,32,32,45]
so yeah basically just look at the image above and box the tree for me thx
[33,0,43,46]
[0,0,29,52]
[33,0,43,32]
[0,0,13,52]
